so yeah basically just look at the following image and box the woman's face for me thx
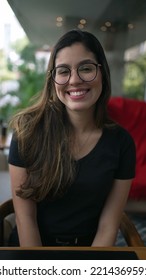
[54,43,102,114]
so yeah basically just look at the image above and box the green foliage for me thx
[20,44,36,62]
[0,41,47,121]
[15,49,46,110]
[0,95,17,121]
[123,54,146,100]
[15,43,46,110]
[11,37,29,54]
[0,50,16,80]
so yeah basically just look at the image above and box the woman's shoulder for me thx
[106,123,132,137]
[105,123,136,151]
[8,133,26,167]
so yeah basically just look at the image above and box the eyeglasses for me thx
[50,63,101,85]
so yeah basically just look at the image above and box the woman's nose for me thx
[69,69,82,84]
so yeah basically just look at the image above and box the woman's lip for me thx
[66,89,90,99]
[67,89,89,96]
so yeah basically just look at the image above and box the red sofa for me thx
[108,97,146,212]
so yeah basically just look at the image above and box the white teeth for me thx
[69,91,85,96]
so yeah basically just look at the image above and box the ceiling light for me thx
[105,21,111,27]
[128,23,134,29]
[100,26,107,32]
[56,22,63,27]
[56,16,63,22]
[78,24,84,29]
[80,19,86,25]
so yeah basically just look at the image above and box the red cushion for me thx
[108,97,146,200]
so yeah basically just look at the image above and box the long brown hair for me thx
[10,29,112,201]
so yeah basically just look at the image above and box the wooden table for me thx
[0,247,146,260]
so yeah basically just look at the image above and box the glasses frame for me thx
[50,63,102,85]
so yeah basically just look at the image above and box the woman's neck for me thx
[66,108,102,160]
[67,108,96,133]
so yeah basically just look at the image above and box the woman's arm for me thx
[91,178,132,247]
[9,164,42,247]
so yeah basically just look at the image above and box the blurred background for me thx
[0,0,146,245]
[0,0,146,126]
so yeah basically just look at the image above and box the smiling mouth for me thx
[67,90,89,96]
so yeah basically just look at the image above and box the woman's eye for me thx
[79,65,93,72]
[57,68,69,75]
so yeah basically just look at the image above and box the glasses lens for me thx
[78,63,97,82]
[51,63,98,84]
[52,66,70,85]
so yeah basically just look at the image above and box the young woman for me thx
[8,30,136,247]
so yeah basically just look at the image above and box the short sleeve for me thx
[114,128,136,179]
[8,134,26,167]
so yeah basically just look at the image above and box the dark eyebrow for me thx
[56,59,97,68]
[55,63,70,68]
[78,59,97,66]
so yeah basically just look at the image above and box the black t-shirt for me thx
[8,126,136,243]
